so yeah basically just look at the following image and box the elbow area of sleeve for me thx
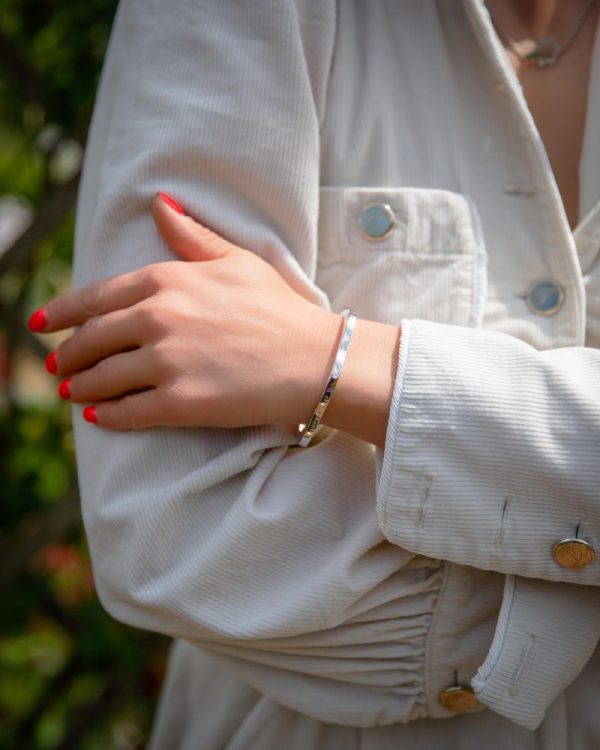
[472,575,600,729]
[376,319,600,585]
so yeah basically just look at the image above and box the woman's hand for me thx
[30,193,341,431]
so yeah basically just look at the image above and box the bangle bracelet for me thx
[297,307,358,447]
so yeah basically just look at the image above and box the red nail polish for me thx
[45,351,58,374]
[28,308,47,332]
[58,379,71,400]
[83,405,97,424]
[158,191,186,215]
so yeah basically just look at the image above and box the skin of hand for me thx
[32,193,343,431]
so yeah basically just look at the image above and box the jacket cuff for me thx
[472,575,600,729]
[376,318,600,585]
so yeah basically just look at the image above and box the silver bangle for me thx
[297,307,358,447]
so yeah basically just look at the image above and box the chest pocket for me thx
[316,187,488,327]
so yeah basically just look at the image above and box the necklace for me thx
[490,0,598,68]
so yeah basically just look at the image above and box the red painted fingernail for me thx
[28,308,47,332]
[83,405,97,424]
[58,379,71,400]
[157,191,186,215]
[45,351,58,374]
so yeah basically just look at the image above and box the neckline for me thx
[464,0,600,238]
[579,3,600,226]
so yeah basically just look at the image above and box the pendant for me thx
[525,36,561,67]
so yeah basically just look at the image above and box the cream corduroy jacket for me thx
[72,0,600,742]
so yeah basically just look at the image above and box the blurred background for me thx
[0,1,169,747]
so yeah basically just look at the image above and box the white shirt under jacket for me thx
[72,0,600,747]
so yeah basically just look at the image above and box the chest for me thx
[500,4,600,229]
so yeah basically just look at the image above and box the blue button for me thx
[526,279,565,316]
[359,203,396,240]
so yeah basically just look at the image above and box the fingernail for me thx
[157,191,186,215]
[45,351,58,374]
[58,379,71,400]
[28,308,47,332]
[83,405,97,424]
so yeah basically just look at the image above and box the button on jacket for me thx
[72,1,600,747]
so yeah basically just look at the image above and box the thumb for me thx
[152,191,241,262]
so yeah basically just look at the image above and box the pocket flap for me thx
[317,187,488,328]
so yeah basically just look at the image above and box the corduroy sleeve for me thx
[74,0,338,632]
[72,0,447,728]
[376,318,600,585]
[375,319,600,728]
[73,0,600,732]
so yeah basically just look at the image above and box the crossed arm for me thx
[26,0,600,731]
[32,192,400,450]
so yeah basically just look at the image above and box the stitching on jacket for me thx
[318,0,339,133]
[379,320,412,536]
[503,187,536,196]
[494,495,513,547]
[472,576,517,691]
[417,479,433,527]
[508,635,535,696]
[423,560,450,717]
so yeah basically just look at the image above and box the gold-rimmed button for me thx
[439,686,479,713]
[552,538,595,570]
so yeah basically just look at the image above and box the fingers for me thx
[152,192,243,262]
[82,388,171,431]
[36,267,154,333]
[29,192,241,334]
[65,349,153,404]
[53,306,142,376]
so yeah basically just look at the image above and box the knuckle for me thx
[69,318,101,362]
[142,264,163,291]
[139,303,168,335]
[130,303,150,333]
[149,341,175,376]
[80,314,101,339]
[198,226,223,252]
[80,281,104,317]
[143,262,177,292]
[85,357,111,388]
[199,226,240,259]
[161,378,184,401]
[154,384,184,425]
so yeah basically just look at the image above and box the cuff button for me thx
[552,538,595,570]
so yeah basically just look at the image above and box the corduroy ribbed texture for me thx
[472,576,600,728]
[377,320,600,583]
[71,0,600,746]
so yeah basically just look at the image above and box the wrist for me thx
[296,308,357,446]
[283,304,401,450]
[283,306,343,428]
[321,317,400,449]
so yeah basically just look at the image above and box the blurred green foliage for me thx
[0,2,169,747]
